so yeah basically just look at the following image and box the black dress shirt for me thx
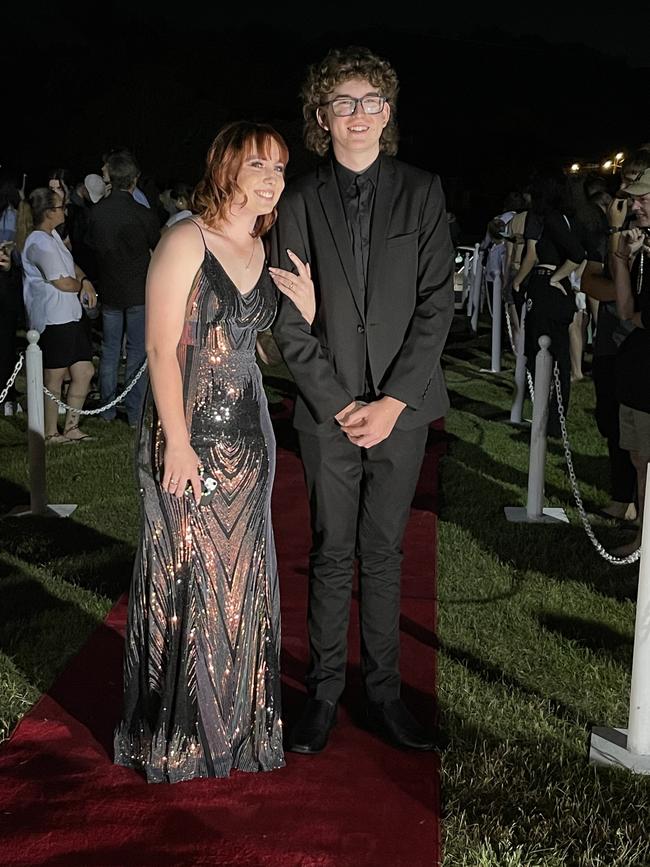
[333,157,380,400]
[334,156,380,293]
[85,189,160,308]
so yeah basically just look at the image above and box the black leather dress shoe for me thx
[366,698,442,751]
[286,698,337,754]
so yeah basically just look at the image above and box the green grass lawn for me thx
[0,318,648,866]
[438,317,649,866]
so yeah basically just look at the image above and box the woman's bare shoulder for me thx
[154,217,205,259]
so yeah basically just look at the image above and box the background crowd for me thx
[1,140,648,555]
[0,151,194,436]
[479,143,650,557]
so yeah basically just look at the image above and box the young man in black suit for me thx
[270,46,454,754]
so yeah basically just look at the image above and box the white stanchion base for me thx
[479,367,502,374]
[6,504,77,518]
[589,726,650,774]
[504,506,569,524]
[508,417,531,427]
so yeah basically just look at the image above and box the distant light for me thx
[602,160,613,169]
[616,152,624,160]
[570,163,580,172]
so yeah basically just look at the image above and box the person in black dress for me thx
[522,168,586,437]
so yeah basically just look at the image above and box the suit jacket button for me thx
[357,324,365,333]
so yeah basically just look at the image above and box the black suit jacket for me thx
[270,155,455,433]
[86,190,160,308]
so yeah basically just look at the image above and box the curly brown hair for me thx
[301,46,400,158]
[192,121,289,238]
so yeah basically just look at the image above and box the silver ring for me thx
[288,280,294,290]
[169,478,178,485]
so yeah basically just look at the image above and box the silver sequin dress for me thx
[114,229,284,783]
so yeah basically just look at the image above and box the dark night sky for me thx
[4,3,649,234]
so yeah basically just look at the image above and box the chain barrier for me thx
[42,360,148,415]
[500,306,638,564]
[0,353,24,405]
[553,363,641,566]
[12,322,643,566]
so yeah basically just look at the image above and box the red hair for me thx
[192,121,289,238]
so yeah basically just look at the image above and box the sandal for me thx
[45,433,77,445]
[63,425,94,442]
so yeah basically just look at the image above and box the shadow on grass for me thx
[448,382,610,487]
[537,612,633,667]
[0,477,29,516]
[0,557,106,738]
[448,387,516,423]
[438,633,601,731]
[506,425,609,480]
[439,457,639,601]
[441,433,575,511]
[0,515,134,598]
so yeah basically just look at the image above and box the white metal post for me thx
[6,330,77,519]
[504,336,568,525]
[26,330,47,515]
[489,271,502,373]
[589,463,650,772]
[526,335,552,519]
[466,244,479,324]
[628,466,650,754]
[470,247,482,334]
[462,250,471,306]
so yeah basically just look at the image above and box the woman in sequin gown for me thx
[114,122,302,783]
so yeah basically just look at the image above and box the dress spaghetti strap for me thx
[188,219,208,250]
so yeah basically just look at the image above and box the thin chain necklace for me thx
[202,220,257,269]
[638,249,645,295]
[244,236,257,270]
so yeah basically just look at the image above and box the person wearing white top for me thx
[163,208,192,230]
[22,187,99,443]
[161,184,194,232]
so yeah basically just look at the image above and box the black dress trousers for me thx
[297,422,428,704]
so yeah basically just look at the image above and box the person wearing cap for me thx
[580,148,650,526]
[609,166,650,556]
[84,174,106,205]
[67,174,106,288]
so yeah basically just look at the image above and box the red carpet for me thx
[0,405,444,867]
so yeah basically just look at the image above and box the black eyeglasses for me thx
[322,95,386,117]
[50,205,66,211]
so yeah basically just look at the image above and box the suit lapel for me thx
[316,162,365,319]
[367,156,396,305]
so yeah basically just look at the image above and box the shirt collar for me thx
[333,155,380,193]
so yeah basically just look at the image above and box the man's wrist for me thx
[379,395,407,416]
